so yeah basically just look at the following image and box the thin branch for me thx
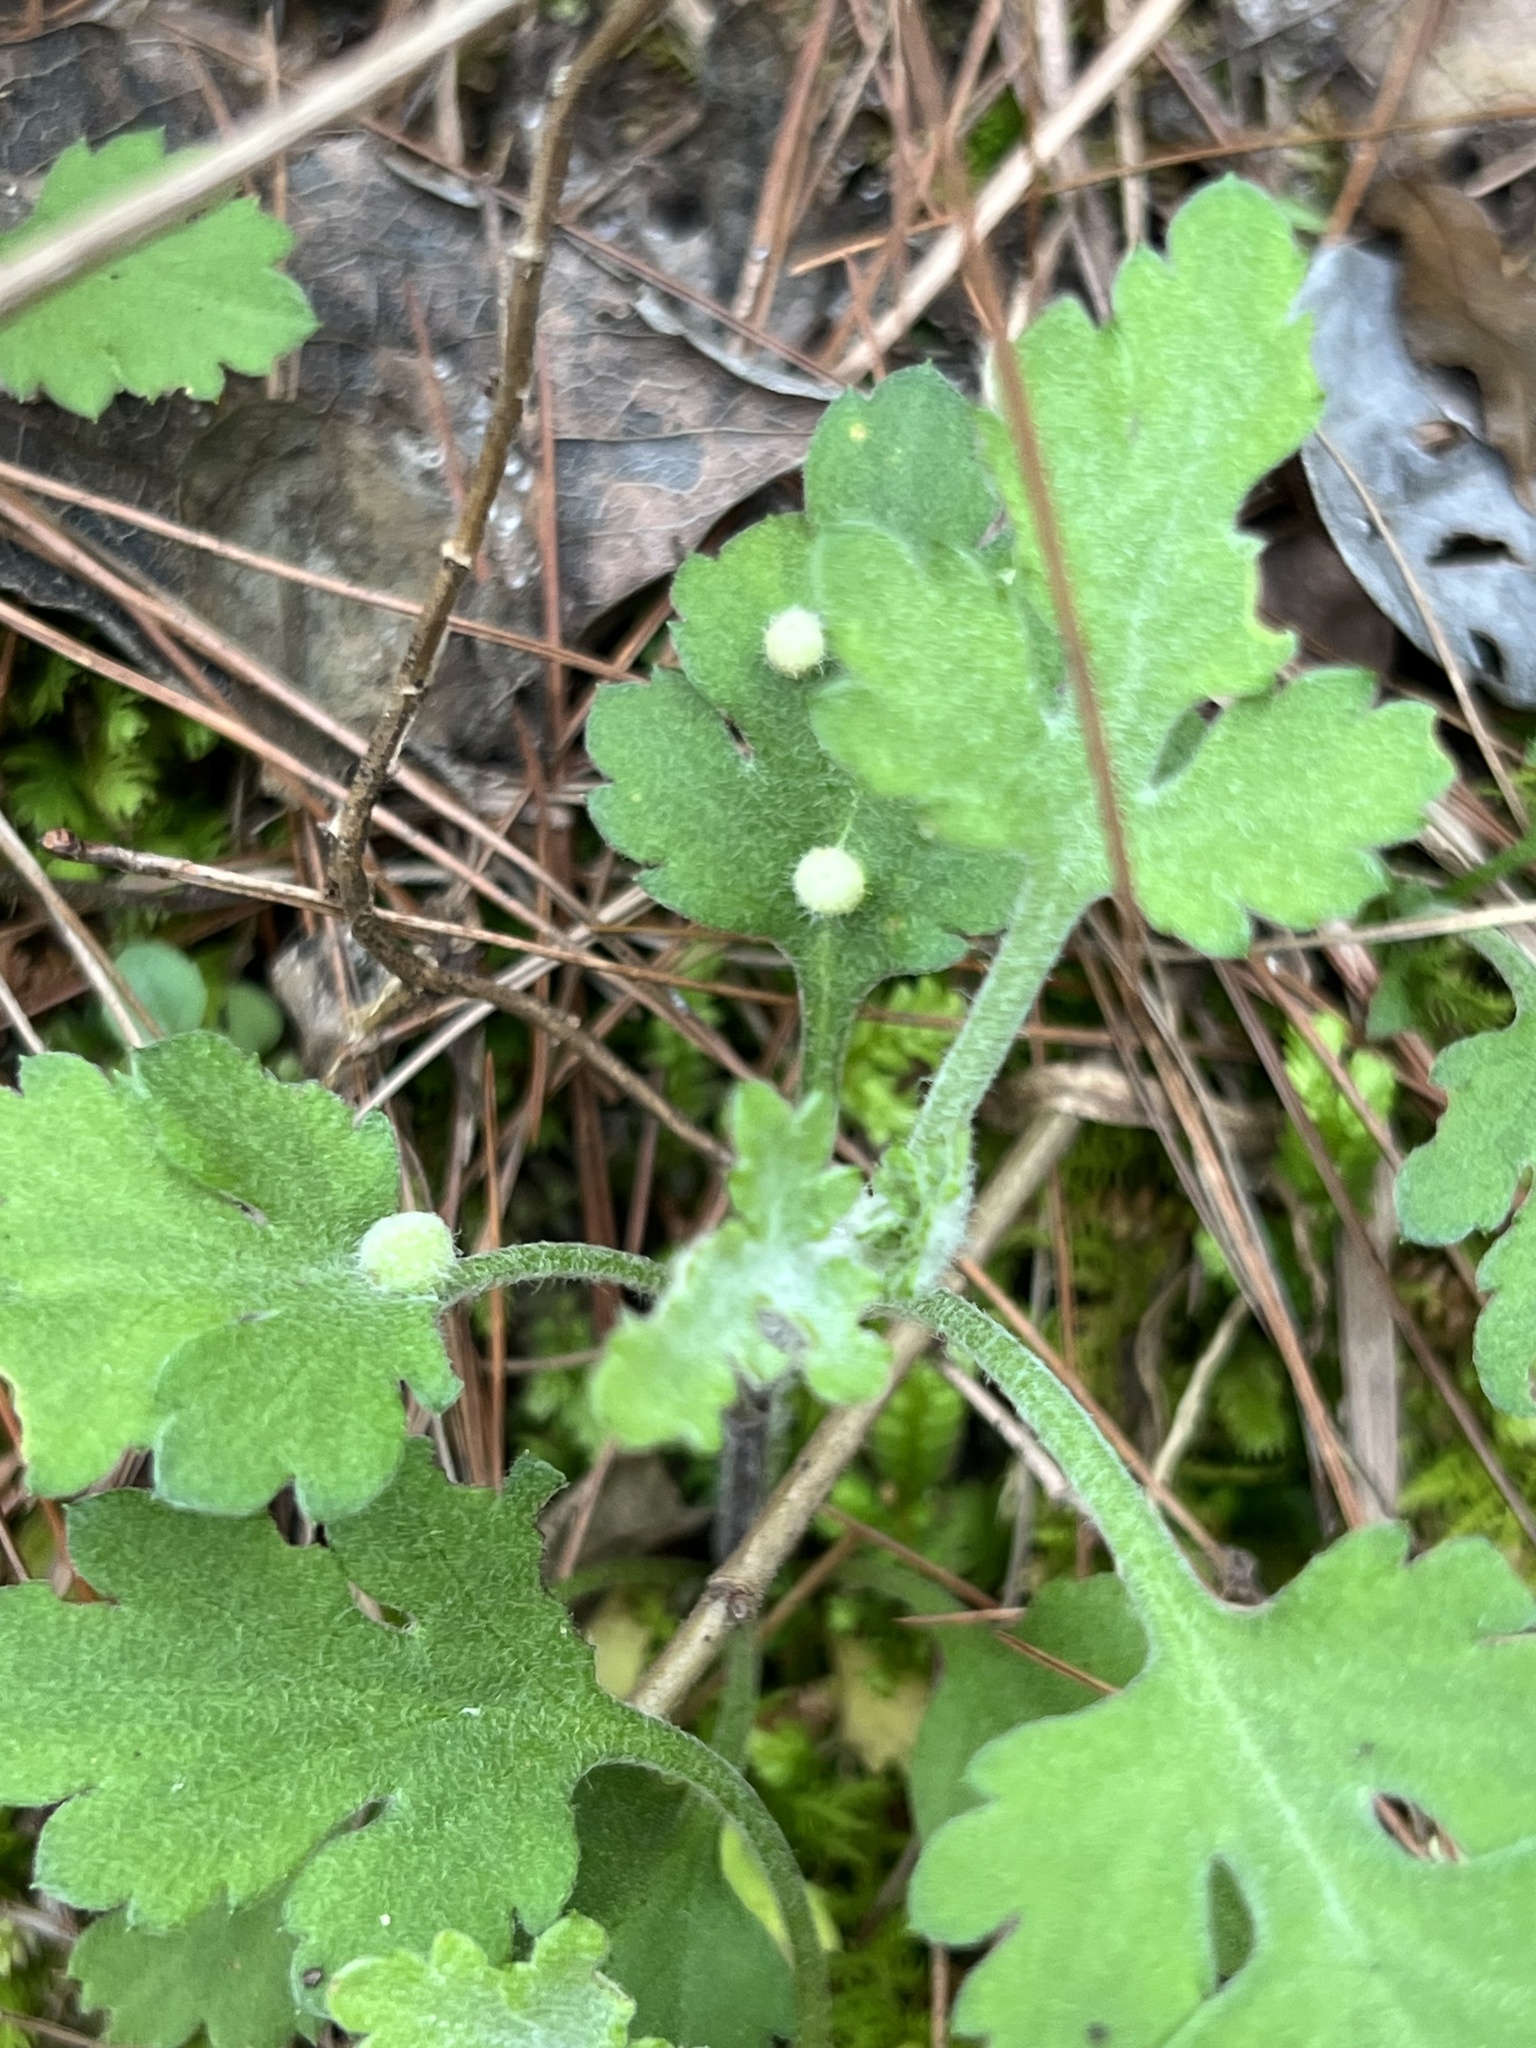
[328,0,677,1159]
[950,157,1142,954]
[1322,0,1449,244]
[837,0,1193,374]
[0,809,152,1047]
[0,455,646,683]
[955,1253,1230,1568]
[0,603,719,1155]
[1151,1292,1250,1484]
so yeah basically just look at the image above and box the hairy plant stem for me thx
[618,1715,833,2048]
[444,1242,663,1307]
[901,870,1088,1217]
[910,1291,1199,1639]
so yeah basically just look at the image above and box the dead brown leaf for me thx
[1365,176,1536,508]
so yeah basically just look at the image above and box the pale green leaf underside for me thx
[0,1034,457,1517]
[0,133,316,418]
[572,1767,793,2048]
[328,1917,668,2048]
[585,512,1020,1084]
[910,1304,1536,2048]
[1396,933,1536,1414]
[809,179,1451,955]
[0,1445,645,1993]
[592,1085,889,1450]
[71,1892,303,2048]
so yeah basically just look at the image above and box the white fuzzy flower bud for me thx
[763,606,826,676]
[793,845,867,917]
[358,1211,457,1293]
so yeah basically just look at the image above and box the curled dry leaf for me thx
[1301,241,1536,706]
[1363,179,1536,512]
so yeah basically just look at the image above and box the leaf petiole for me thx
[906,1290,1202,1642]
[613,1713,833,2048]
[442,1243,664,1308]
[890,869,1090,1275]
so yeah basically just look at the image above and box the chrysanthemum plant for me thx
[1,179,1532,2048]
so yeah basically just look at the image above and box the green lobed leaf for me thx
[1395,932,1536,1414]
[906,1574,1145,1841]
[0,1035,458,1517]
[71,1892,304,2048]
[809,179,1451,956]
[0,1445,652,1992]
[571,1767,793,2048]
[0,134,316,419]
[327,1916,668,2048]
[586,510,1020,1092]
[909,1296,1536,2048]
[590,1084,890,1450]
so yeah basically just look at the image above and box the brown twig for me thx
[1081,935,1369,1527]
[0,810,154,1048]
[731,0,839,330]
[0,454,645,682]
[837,0,1193,374]
[328,0,679,1155]
[1312,432,1525,829]
[1323,0,1449,245]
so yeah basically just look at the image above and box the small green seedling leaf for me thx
[591,1084,890,1450]
[0,1035,458,1517]
[1396,932,1536,1414]
[572,1767,793,2048]
[1276,1011,1396,1210]
[0,134,316,419]
[906,1574,1145,1841]
[810,180,1451,957]
[587,514,1019,1095]
[910,1294,1536,2048]
[0,1446,652,1991]
[112,940,206,1039]
[328,1916,668,2048]
[71,1892,304,2048]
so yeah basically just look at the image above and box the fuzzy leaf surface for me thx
[913,1515,1536,2045]
[803,362,998,549]
[1395,932,1536,1413]
[0,134,316,419]
[572,1767,793,2048]
[71,1892,303,2048]
[811,179,1450,955]
[586,513,1019,1080]
[328,1917,667,2048]
[0,1035,457,1516]
[591,1084,889,1450]
[0,1445,646,1992]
